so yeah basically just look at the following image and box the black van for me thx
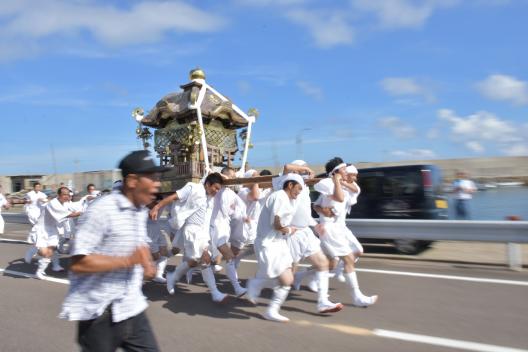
[311,164,448,254]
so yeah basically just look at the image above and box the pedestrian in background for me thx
[0,185,11,235]
[452,171,477,220]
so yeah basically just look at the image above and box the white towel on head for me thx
[290,160,307,166]
[244,169,257,178]
[346,165,358,174]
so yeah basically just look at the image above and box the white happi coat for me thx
[237,187,272,246]
[254,190,296,279]
[25,190,48,225]
[314,178,362,257]
[0,193,7,234]
[210,187,246,254]
[35,198,73,248]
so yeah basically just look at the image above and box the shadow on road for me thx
[143,277,265,320]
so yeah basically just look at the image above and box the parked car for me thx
[311,164,448,254]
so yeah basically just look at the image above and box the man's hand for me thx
[149,206,160,221]
[128,246,155,279]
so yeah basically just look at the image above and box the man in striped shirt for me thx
[60,150,168,352]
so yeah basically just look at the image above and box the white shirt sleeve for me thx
[176,184,193,202]
[47,199,71,223]
[270,191,293,228]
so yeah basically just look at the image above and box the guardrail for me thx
[346,219,527,270]
[3,213,526,270]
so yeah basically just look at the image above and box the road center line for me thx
[373,329,527,352]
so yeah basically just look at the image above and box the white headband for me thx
[279,173,305,190]
[290,159,307,166]
[330,163,347,175]
[346,165,358,174]
[244,169,257,178]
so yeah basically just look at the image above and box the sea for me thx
[448,186,528,221]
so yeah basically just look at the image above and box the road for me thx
[1,222,528,352]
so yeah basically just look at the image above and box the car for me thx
[311,164,448,254]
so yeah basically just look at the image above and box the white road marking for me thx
[357,268,528,287]
[0,268,69,285]
[373,329,528,352]
[0,237,30,244]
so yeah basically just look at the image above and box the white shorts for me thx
[0,214,4,235]
[287,227,322,263]
[319,222,356,258]
[210,221,231,259]
[345,230,363,254]
[255,234,293,279]
[181,223,210,261]
[35,229,59,249]
[229,218,247,250]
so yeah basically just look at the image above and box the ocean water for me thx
[448,187,528,221]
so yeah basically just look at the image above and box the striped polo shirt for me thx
[59,191,149,323]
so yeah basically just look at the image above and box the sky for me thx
[1,0,527,175]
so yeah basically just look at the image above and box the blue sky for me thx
[1,0,527,175]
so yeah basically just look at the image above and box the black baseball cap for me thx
[118,150,170,177]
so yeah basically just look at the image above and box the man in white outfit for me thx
[149,173,229,303]
[272,161,343,314]
[207,167,248,297]
[248,173,305,322]
[24,183,48,263]
[34,186,82,279]
[313,157,377,307]
[0,185,11,235]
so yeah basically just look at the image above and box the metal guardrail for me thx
[3,213,526,269]
[345,219,528,243]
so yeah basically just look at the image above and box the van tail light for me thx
[421,170,432,189]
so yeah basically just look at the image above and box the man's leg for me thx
[35,247,52,279]
[341,254,378,307]
[218,244,246,297]
[120,311,160,352]
[77,309,118,352]
[51,248,64,271]
[263,269,293,323]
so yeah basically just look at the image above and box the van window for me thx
[382,172,422,197]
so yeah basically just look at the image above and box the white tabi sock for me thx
[264,286,291,322]
[315,270,330,304]
[226,260,243,291]
[156,256,168,278]
[51,252,63,270]
[36,257,50,277]
[201,266,221,295]
[294,268,315,290]
[171,261,190,283]
[24,246,38,264]
[333,260,344,277]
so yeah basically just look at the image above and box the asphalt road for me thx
[1,222,528,352]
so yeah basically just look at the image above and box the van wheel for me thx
[393,239,421,255]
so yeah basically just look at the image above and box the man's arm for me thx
[69,246,154,276]
[331,173,345,202]
[149,193,179,220]
[282,164,314,178]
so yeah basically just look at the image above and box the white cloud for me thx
[380,77,435,102]
[465,141,485,153]
[285,9,355,48]
[391,149,436,159]
[379,116,416,138]
[351,0,458,29]
[0,0,226,62]
[296,80,323,101]
[476,74,528,105]
[438,108,527,156]
[427,128,439,139]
